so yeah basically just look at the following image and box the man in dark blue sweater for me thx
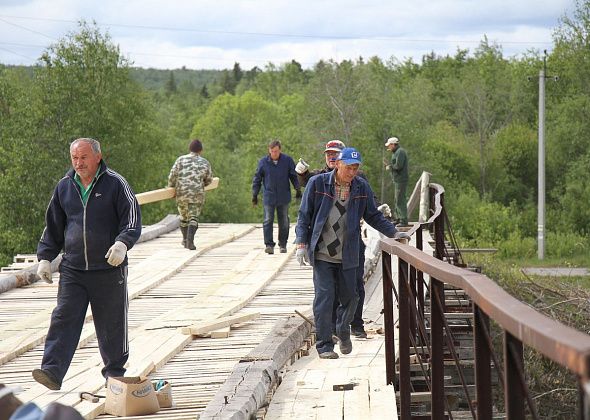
[252,139,301,254]
[33,138,141,390]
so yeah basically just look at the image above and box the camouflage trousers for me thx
[177,195,205,228]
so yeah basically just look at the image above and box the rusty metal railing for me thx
[380,184,590,419]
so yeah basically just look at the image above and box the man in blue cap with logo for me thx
[295,147,409,359]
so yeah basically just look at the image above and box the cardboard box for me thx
[105,376,160,417]
[153,380,173,408]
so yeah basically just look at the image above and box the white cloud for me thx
[0,0,576,69]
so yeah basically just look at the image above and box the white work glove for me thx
[105,241,127,266]
[295,158,310,175]
[37,259,53,284]
[394,231,411,240]
[296,247,310,266]
[377,203,392,218]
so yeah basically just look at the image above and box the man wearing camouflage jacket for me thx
[168,139,213,250]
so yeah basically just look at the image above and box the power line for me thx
[0,17,56,41]
[0,14,554,46]
[0,46,35,61]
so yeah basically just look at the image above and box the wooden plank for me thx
[180,312,260,335]
[367,365,397,416]
[210,326,231,338]
[136,177,220,205]
[343,367,370,418]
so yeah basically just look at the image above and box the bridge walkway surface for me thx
[0,221,410,419]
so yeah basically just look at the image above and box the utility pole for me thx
[538,54,546,260]
[535,50,558,260]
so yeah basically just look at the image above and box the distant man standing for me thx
[252,139,301,254]
[34,138,141,390]
[168,139,213,250]
[385,136,409,226]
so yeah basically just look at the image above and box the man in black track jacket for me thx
[33,137,141,390]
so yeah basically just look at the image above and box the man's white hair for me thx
[71,138,101,154]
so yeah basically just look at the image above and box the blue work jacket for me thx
[252,153,299,206]
[295,170,397,270]
[38,160,141,271]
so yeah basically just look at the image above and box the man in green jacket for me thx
[385,137,409,226]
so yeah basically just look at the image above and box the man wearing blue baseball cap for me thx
[295,147,410,359]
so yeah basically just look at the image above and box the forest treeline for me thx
[2,1,590,266]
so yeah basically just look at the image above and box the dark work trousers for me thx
[332,239,366,331]
[41,265,129,384]
[263,203,290,248]
[313,260,358,354]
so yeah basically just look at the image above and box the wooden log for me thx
[136,177,220,205]
[201,311,313,419]
[199,360,277,420]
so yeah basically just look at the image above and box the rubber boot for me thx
[180,226,188,248]
[186,225,197,250]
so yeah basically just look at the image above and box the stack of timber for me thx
[0,254,38,273]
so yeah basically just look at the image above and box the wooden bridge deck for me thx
[0,222,405,419]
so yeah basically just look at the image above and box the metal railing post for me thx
[415,227,425,327]
[409,265,417,342]
[430,277,445,419]
[504,332,525,419]
[434,193,445,261]
[474,304,492,420]
[382,250,396,385]
[398,257,411,419]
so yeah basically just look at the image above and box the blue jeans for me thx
[332,240,366,330]
[263,204,290,247]
[313,260,359,354]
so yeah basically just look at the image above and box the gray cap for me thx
[385,137,400,146]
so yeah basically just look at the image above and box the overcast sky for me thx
[0,0,576,71]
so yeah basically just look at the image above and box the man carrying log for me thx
[167,139,213,250]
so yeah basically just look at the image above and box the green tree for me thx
[232,62,243,84]
[246,61,309,100]
[421,121,478,189]
[0,67,40,265]
[200,84,210,98]
[219,70,236,95]
[488,122,538,205]
[306,60,362,145]
[164,71,177,96]
[452,38,512,196]
[547,1,590,200]
[561,153,590,234]
[0,22,170,265]
[34,21,166,191]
